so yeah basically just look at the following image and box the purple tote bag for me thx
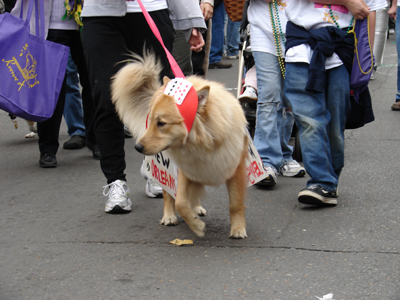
[0,0,69,122]
[350,17,374,103]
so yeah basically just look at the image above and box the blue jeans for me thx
[253,51,294,171]
[225,14,240,56]
[63,54,85,137]
[284,62,350,192]
[209,3,225,64]
[396,7,400,102]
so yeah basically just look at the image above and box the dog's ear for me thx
[197,86,210,108]
[163,76,171,86]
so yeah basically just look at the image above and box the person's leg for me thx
[226,18,240,57]
[279,105,294,163]
[125,10,174,199]
[278,92,306,177]
[238,65,258,103]
[209,3,226,64]
[284,62,338,193]
[82,17,129,184]
[172,30,193,76]
[243,65,257,88]
[37,29,71,167]
[325,64,350,180]
[82,12,173,202]
[252,51,283,185]
[82,17,133,213]
[63,54,86,149]
[69,30,97,151]
[395,7,400,102]
[124,10,174,78]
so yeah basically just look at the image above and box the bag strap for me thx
[34,0,39,37]
[135,0,185,78]
[20,0,34,23]
[20,0,45,39]
[353,16,374,75]
[38,0,45,39]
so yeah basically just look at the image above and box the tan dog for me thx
[111,53,248,238]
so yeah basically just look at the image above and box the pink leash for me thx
[136,0,185,78]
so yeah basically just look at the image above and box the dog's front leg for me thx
[226,150,248,239]
[160,190,178,226]
[175,171,206,237]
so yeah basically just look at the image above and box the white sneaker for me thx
[226,54,239,59]
[103,180,132,213]
[140,162,163,198]
[255,165,278,186]
[145,178,163,198]
[280,160,306,177]
[238,86,258,103]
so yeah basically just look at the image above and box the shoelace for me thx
[103,181,127,198]
[286,161,300,168]
[308,184,320,190]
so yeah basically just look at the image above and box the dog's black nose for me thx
[135,143,144,153]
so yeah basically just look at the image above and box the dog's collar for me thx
[164,78,198,133]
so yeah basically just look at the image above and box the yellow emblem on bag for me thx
[2,43,39,91]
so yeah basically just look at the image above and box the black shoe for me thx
[298,184,338,206]
[63,135,85,149]
[92,145,100,160]
[39,153,57,168]
[208,62,232,69]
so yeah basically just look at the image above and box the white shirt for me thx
[285,0,388,68]
[49,0,78,30]
[248,0,288,56]
[126,0,168,13]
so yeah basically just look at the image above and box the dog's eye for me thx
[157,121,166,127]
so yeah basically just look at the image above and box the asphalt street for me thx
[1,34,400,300]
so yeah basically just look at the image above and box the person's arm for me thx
[188,28,205,52]
[309,0,370,19]
[388,0,397,19]
[201,0,214,21]
[369,10,375,48]
[168,0,207,51]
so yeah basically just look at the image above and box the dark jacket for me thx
[285,21,354,93]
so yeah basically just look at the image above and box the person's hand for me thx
[201,2,214,21]
[388,5,397,20]
[344,0,370,20]
[188,28,205,52]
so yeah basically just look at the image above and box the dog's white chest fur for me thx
[168,131,246,185]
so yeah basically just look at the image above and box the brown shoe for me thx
[391,101,400,111]
[208,61,232,69]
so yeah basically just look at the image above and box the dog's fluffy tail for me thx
[111,52,162,140]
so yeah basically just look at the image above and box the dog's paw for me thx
[229,227,247,239]
[191,219,206,238]
[194,205,206,216]
[160,215,178,226]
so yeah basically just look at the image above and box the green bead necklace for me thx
[328,5,354,35]
[269,0,285,78]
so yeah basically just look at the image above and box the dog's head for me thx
[135,77,210,155]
